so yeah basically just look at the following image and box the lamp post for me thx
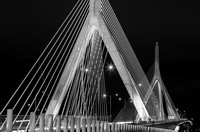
[118,97,127,123]
[103,94,112,121]
[108,95,112,121]
[103,93,120,121]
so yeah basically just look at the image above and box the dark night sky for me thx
[0,0,200,128]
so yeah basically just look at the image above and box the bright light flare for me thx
[85,68,89,72]
[106,64,115,71]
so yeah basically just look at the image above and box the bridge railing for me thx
[2,109,175,132]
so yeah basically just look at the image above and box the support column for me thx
[100,121,104,132]
[82,118,86,132]
[39,113,45,132]
[70,117,75,132]
[47,114,53,132]
[120,124,123,132]
[76,117,81,132]
[107,122,110,132]
[114,123,118,132]
[56,116,61,132]
[87,118,91,132]
[91,119,95,132]
[99,17,150,120]
[110,123,114,132]
[63,116,68,132]
[30,112,36,132]
[96,120,100,132]
[104,121,107,132]
[6,109,13,132]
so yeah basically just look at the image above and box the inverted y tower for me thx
[45,0,150,121]
[150,43,179,120]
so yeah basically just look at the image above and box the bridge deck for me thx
[135,118,188,130]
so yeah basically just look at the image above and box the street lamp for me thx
[103,93,119,121]
[103,94,112,121]
[85,68,89,72]
[106,63,115,72]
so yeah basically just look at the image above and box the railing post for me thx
[96,120,100,132]
[131,125,133,131]
[76,117,80,132]
[6,109,13,132]
[127,124,130,132]
[110,123,112,132]
[70,116,75,132]
[114,123,118,132]
[47,114,53,132]
[91,119,95,132]
[107,121,110,132]
[30,112,36,132]
[119,124,122,132]
[104,121,107,132]
[124,124,126,132]
[124,124,127,132]
[106,121,110,132]
[108,122,112,132]
[87,118,91,132]
[100,121,103,132]
[123,124,125,132]
[39,113,45,132]
[63,116,68,132]
[82,118,86,132]
[56,116,61,132]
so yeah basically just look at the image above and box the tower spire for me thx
[155,42,160,77]
[90,0,101,18]
[154,42,165,120]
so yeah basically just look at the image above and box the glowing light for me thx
[115,93,118,96]
[118,98,121,101]
[138,83,142,87]
[16,120,30,123]
[103,94,106,98]
[106,64,115,71]
[85,68,89,72]
[116,121,133,124]
[108,65,114,70]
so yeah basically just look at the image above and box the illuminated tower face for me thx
[46,0,150,121]
[150,43,180,120]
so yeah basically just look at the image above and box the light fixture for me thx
[106,63,115,71]
[85,68,89,72]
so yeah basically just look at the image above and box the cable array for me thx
[0,0,180,131]
[99,0,177,122]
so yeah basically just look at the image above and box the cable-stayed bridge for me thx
[0,0,189,131]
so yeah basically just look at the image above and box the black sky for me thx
[0,0,200,128]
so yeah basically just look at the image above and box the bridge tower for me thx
[45,0,150,121]
[151,43,179,120]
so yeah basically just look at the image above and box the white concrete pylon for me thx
[45,0,150,121]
